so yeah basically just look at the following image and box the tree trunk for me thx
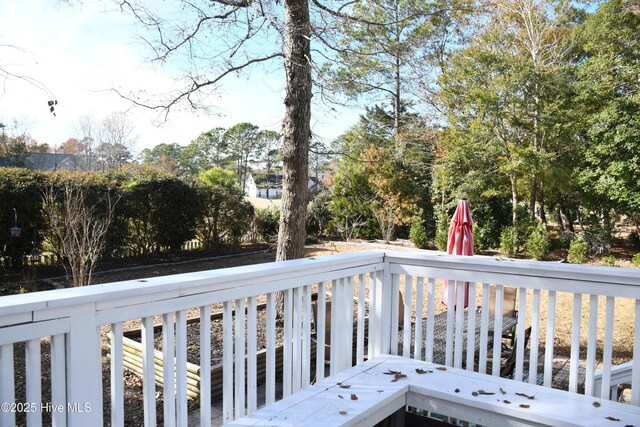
[556,207,564,231]
[511,175,518,227]
[539,185,547,227]
[274,0,312,318]
[276,0,312,263]
[529,175,537,221]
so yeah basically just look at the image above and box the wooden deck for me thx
[225,355,639,427]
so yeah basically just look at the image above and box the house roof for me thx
[25,153,84,171]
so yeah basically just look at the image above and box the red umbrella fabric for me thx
[441,199,474,308]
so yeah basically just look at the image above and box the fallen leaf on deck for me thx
[454,388,460,393]
[472,391,479,396]
[478,390,495,395]
[515,392,535,400]
[338,395,343,399]
[391,373,407,382]
[503,400,511,404]
[605,417,620,422]
[339,411,348,415]
[499,388,507,395]
[435,366,447,371]
[592,402,601,407]
[338,384,351,389]
[415,368,432,374]
[519,404,530,409]
[351,394,358,400]
[384,369,401,375]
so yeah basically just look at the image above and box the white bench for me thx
[227,355,640,427]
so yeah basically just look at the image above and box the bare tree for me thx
[42,183,119,286]
[96,112,137,170]
[76,114,98,170]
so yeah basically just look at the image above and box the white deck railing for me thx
[0,250,638,426]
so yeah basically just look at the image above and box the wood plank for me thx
[229,355,640,427]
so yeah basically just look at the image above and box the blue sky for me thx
[0,0,360,153]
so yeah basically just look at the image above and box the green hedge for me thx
[1,167,261,268]
[0,168,49,266]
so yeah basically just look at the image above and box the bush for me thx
[525,225,550,260]
[434,209,450,251]
[584,225,612,256]
[0,168,49,266]
[224,196,255,245]
[567,237,588,264]
[307,191,332,239]
[602,255,616,266]
[409,211,429,249]
[255,208,280,242]
[499,227,518,257]
[632,253,640,268]
[123,174,204,254]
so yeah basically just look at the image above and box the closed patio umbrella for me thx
[441,198,474,308]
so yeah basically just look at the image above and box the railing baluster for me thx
[222,301,233,422]
[490,285,505,376]
[402,275,412,358]
[444,278,455,366]
[162,313,176,427]
[199,305,211,427]
[454,280,465,368]
[283,290,293,396]
[302,285,312,387]
[176,310,188,426]
[478,283,490,374]
[599,296,615,398]
[356,274,366,364]
[292,288,302,393]
[569,293,583,393]
[514,287,527,381]
[465,283,477,371]
[247,296,258,411]
[529,289,541,384]
[0,344,15,427]
[316,282,327,380]
[26,338,42,427]
[346,276,355,366]
[266,292,276,405]
[110,323,124,427]
[424,277,436,363]
[390,274,400,356]
[141,316,156,427]
[632,298,640,406]
[544,290,557,387]
[329,279,340,375]
[330,278,348,375]
[585,294,599,396]
[369,271,383,358]
[415,277,425,362]
[234,299,246,418]
[51,333,67,427]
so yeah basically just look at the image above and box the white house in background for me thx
[244,173,323,199]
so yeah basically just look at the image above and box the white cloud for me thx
[0,0,359,153]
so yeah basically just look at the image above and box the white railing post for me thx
[66,304,103,426]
